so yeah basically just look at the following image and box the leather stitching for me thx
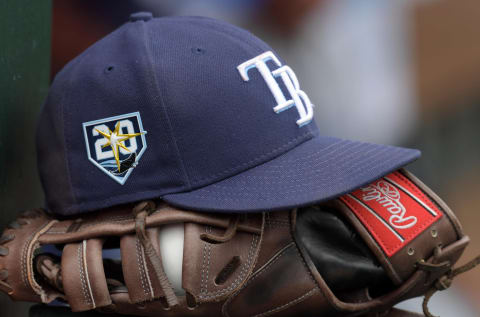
[225,242,318,317]
[141,240,155,298]
[21,220,49,288]
[82,241,96,309]
[240,243,293,287]
[74,216,134,231]
[293,244,318,287]
[200,232,207,294]
[252,287,319,317]
[204,227,212,294]
[265,220,290,225]
[45,230,68,234]
[77,243,91,307]
[46,218,133,234]
[135,238,150,298]
[46,215,134,235]
[201,226,212,294]
[292,240,350,313]
[222,243,295,317]
[21,229,40,288]
[199,233,259,300]
[265,221,290,228]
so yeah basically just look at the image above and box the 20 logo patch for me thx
[82,112,147,185]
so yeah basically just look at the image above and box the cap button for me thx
[129,12,153,22]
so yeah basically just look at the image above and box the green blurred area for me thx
[0,0,51,315]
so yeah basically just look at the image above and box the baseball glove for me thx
[0,169,478,317]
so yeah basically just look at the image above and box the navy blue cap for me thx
[37,15,420,215]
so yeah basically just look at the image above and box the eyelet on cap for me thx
[129,12,153,22]
[191,47,206,55]
[104,65,115,74]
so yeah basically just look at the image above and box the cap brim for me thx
[162,136,420,213]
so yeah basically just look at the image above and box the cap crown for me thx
[37,16,317,215]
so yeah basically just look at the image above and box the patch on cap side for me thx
[339,171,442,257]
[82,112,147,185]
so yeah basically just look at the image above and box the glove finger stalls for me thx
[61,239,111,312]
[120,230,165,304]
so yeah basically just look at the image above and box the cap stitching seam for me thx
[192,131,312,184]
[204,143,392,186]
[139,21,192,190]
[186,146,408,198]
[204,142,372,183]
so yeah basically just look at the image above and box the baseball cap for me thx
[37,13,420,215]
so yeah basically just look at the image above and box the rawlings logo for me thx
[361,181,417,229]
[340,171,443,257]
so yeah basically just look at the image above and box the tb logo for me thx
[237,51,313,127]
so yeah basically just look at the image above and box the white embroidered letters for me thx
[237,51,314,127]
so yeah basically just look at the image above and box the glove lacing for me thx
[199,215,240,244]
[417,246,480,317]
[133,201,179,308]
[132,201,241,310]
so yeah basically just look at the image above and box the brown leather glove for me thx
[0,169,478,317]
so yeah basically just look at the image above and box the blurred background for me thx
[1,0,480,316]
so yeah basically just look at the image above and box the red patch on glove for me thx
[339,171,442,257]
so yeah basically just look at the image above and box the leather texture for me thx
[0,169,473,316]
[27,304,425,317]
